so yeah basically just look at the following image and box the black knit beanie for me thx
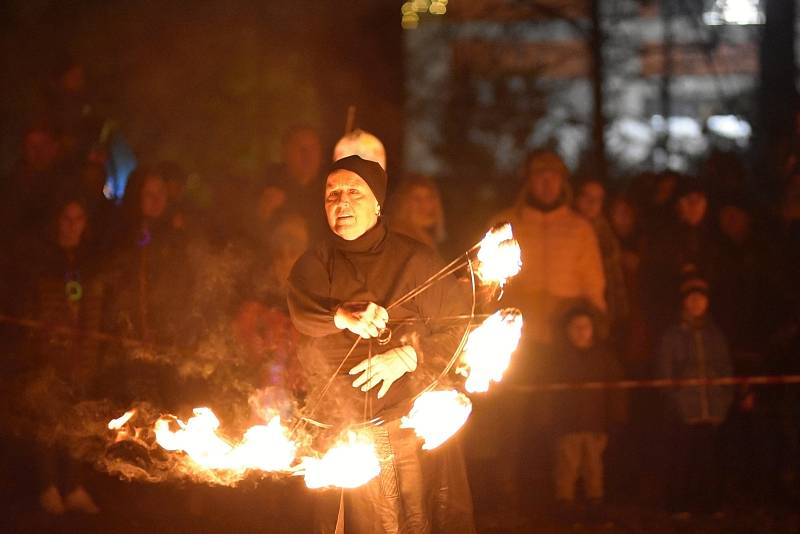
[327,155,387,206]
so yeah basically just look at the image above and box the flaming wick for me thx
[457,308,523,393]
[401,390,472,450]
[388,223,521,311]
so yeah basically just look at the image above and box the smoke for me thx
[6,237,327,488]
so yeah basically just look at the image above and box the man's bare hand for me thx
[349,345,418,399]
[334,301,388,339]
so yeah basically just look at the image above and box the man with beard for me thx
[288,155,475,533]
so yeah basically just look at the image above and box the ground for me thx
[4,465,799,533]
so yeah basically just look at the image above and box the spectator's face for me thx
[325,170,379,241]
[566,315,594,349]
[654,176,677,205]
[683,292,709,318]
[576,182,605,220]
[527,169,563,206]
[258,185,287,221]
[405,185,440,229]
[60,65,85,94]
[719,206,751,243]
[610,198,636,238]
[166,179,185,201]
[23,130,60,172]
[57,202,88,250]
[140,175,168,220]
[270,216,309,277]
[677,192,707,226]
[284,129,322,187]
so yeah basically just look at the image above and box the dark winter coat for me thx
[288,220,471,426]
[106,220,193,346]
[550,343,627,435]
[24,243,105,388]
[655,316,733,425]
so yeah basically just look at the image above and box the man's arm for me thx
[347,249,470,397]
[288,251,387,339]
[411,251,473,383]
[287,251,341,337]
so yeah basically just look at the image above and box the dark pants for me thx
[667,422,721,513]
[314,421,474,533]
[421,437,476,534]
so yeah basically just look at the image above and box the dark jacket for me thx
[655,316,733,424]
[23,242,105,389]
[550,342,627,435]
[288,220,471,426]
[106,219,193,346]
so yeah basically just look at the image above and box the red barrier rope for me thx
[4,314,799,392]
[509,375,800,392]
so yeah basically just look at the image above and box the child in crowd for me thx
[655,272,733,518]
[551,304,627,523]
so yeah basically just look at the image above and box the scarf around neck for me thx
[328,219,387,254]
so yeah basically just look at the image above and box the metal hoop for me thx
[376,327,392,346]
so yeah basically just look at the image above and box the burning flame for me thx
[300,432,381,489]
[458,308,523,393]
[400,390,472,450]
[153,407,296,472]
[108,409,137,430]
[475,223,522,287]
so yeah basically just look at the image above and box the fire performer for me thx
[288,155,475,533]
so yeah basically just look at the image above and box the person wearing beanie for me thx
[549,303,627,526]
[655,271,733,518]
[288,156,475,533]
[490,149,606,345]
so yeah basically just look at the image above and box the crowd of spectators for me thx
[474,145,800,526]
[1,61,799,527]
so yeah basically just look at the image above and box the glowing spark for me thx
[476,223,521,287]
[300,432,381,489]
[153,408,296,472]
[401,390,472,450]
[458,308,523,393]
[108,409,137,430]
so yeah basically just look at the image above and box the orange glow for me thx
[400,390,472,450]
[300,432,381,489]
[458,308,523,393]
[475,224,522,287]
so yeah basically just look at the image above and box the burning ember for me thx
[401,390,472,450]
[299,432,381,489]
[153,407,296,472]
[475,223,522,287]
[458,308,523,393]
[108,409,137,430]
